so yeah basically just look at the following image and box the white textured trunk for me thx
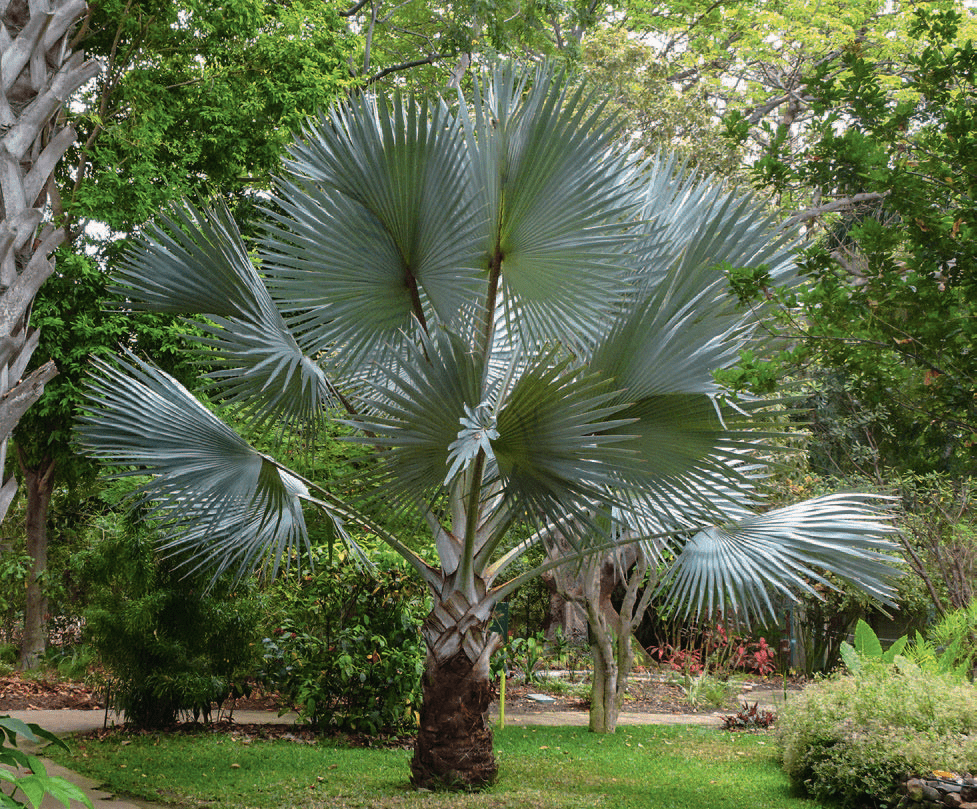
[547,536,657,734]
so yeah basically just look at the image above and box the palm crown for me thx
[78,64,899,787]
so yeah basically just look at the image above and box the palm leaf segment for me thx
[116,202,333,430]
[78,64,900,617]
[79,353,311,581]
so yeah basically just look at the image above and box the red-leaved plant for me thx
[648,624,777,678]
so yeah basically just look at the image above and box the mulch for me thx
[0,673,103,710]
[0,672,700,715]
[0,670,786,747]
[0,671,785,715]
[499,675,723,715]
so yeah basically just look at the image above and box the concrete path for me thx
[1,690,785,808]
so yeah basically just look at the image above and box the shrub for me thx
[777,665,977,808]
[927,599,977,676]
[82,526,263,729]
[648,622,777,679]
[684,672,738,710]
[507,632,547,684]
[721,701,776,731]
[260,561,425,735]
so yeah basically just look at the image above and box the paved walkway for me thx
[2,689,785,808]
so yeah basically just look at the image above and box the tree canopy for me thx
[724,4,977,478]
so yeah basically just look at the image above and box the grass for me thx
[48,724,829,808]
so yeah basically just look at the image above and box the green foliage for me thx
[69,0,357,231]
[838,618,973,680]
[777,664,977,808]
[837,619,906,674]
[14,250,198,474]
[45,644,98,683]
[260,556,425,734]
[0,716,92,809]
[728,6,977,477]
[578,28,745,177]
[81,519,263,729]
[507,632,547,684]
[0,549,30,640]
[912,600,977,678]
[683,672,737,710]
[897,474,977,614]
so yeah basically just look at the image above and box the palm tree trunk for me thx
[0,0,99,524]
[410,598,501,789]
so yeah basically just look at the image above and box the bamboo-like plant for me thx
[77,65,899,788]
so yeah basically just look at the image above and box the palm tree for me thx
[78,65,899,788]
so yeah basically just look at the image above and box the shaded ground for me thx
[0,670,791,714]
[0,673,102,710]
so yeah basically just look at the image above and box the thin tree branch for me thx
[784,192,890,227]
[363,53,451,87]
[340,0,372,17]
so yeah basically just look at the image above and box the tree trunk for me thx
[0,1,100,525]
[541,568,587,642]
[410,597,500,789]
[19,454,55,669]
[586,590,633,734]
[588,620,620,732]
[546,538,657,733]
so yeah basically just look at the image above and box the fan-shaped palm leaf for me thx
[658,493,900,622]
[77,353,312,580]
[465,64,645,351]
[115,201,334,430]
[264,93,483,372]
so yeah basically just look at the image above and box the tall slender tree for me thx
[79,65,900,788]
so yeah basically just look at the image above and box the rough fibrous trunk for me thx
[410,594,501,789]
[0,0,99,524]
[410,649,497,789]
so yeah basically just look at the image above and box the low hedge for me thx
[776,665,977,808]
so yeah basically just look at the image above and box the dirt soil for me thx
[0,671,730,715]
[0,673,103,710]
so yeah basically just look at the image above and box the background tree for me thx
[78,66,899,787]
[0,0,98,525]
[12,252,197,667]
[546,536,657,732]
[10,0,357,667]
[727,5,977,479]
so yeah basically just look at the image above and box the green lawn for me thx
[50,724,828,808]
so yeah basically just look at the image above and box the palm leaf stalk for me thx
[77,64,900,789]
